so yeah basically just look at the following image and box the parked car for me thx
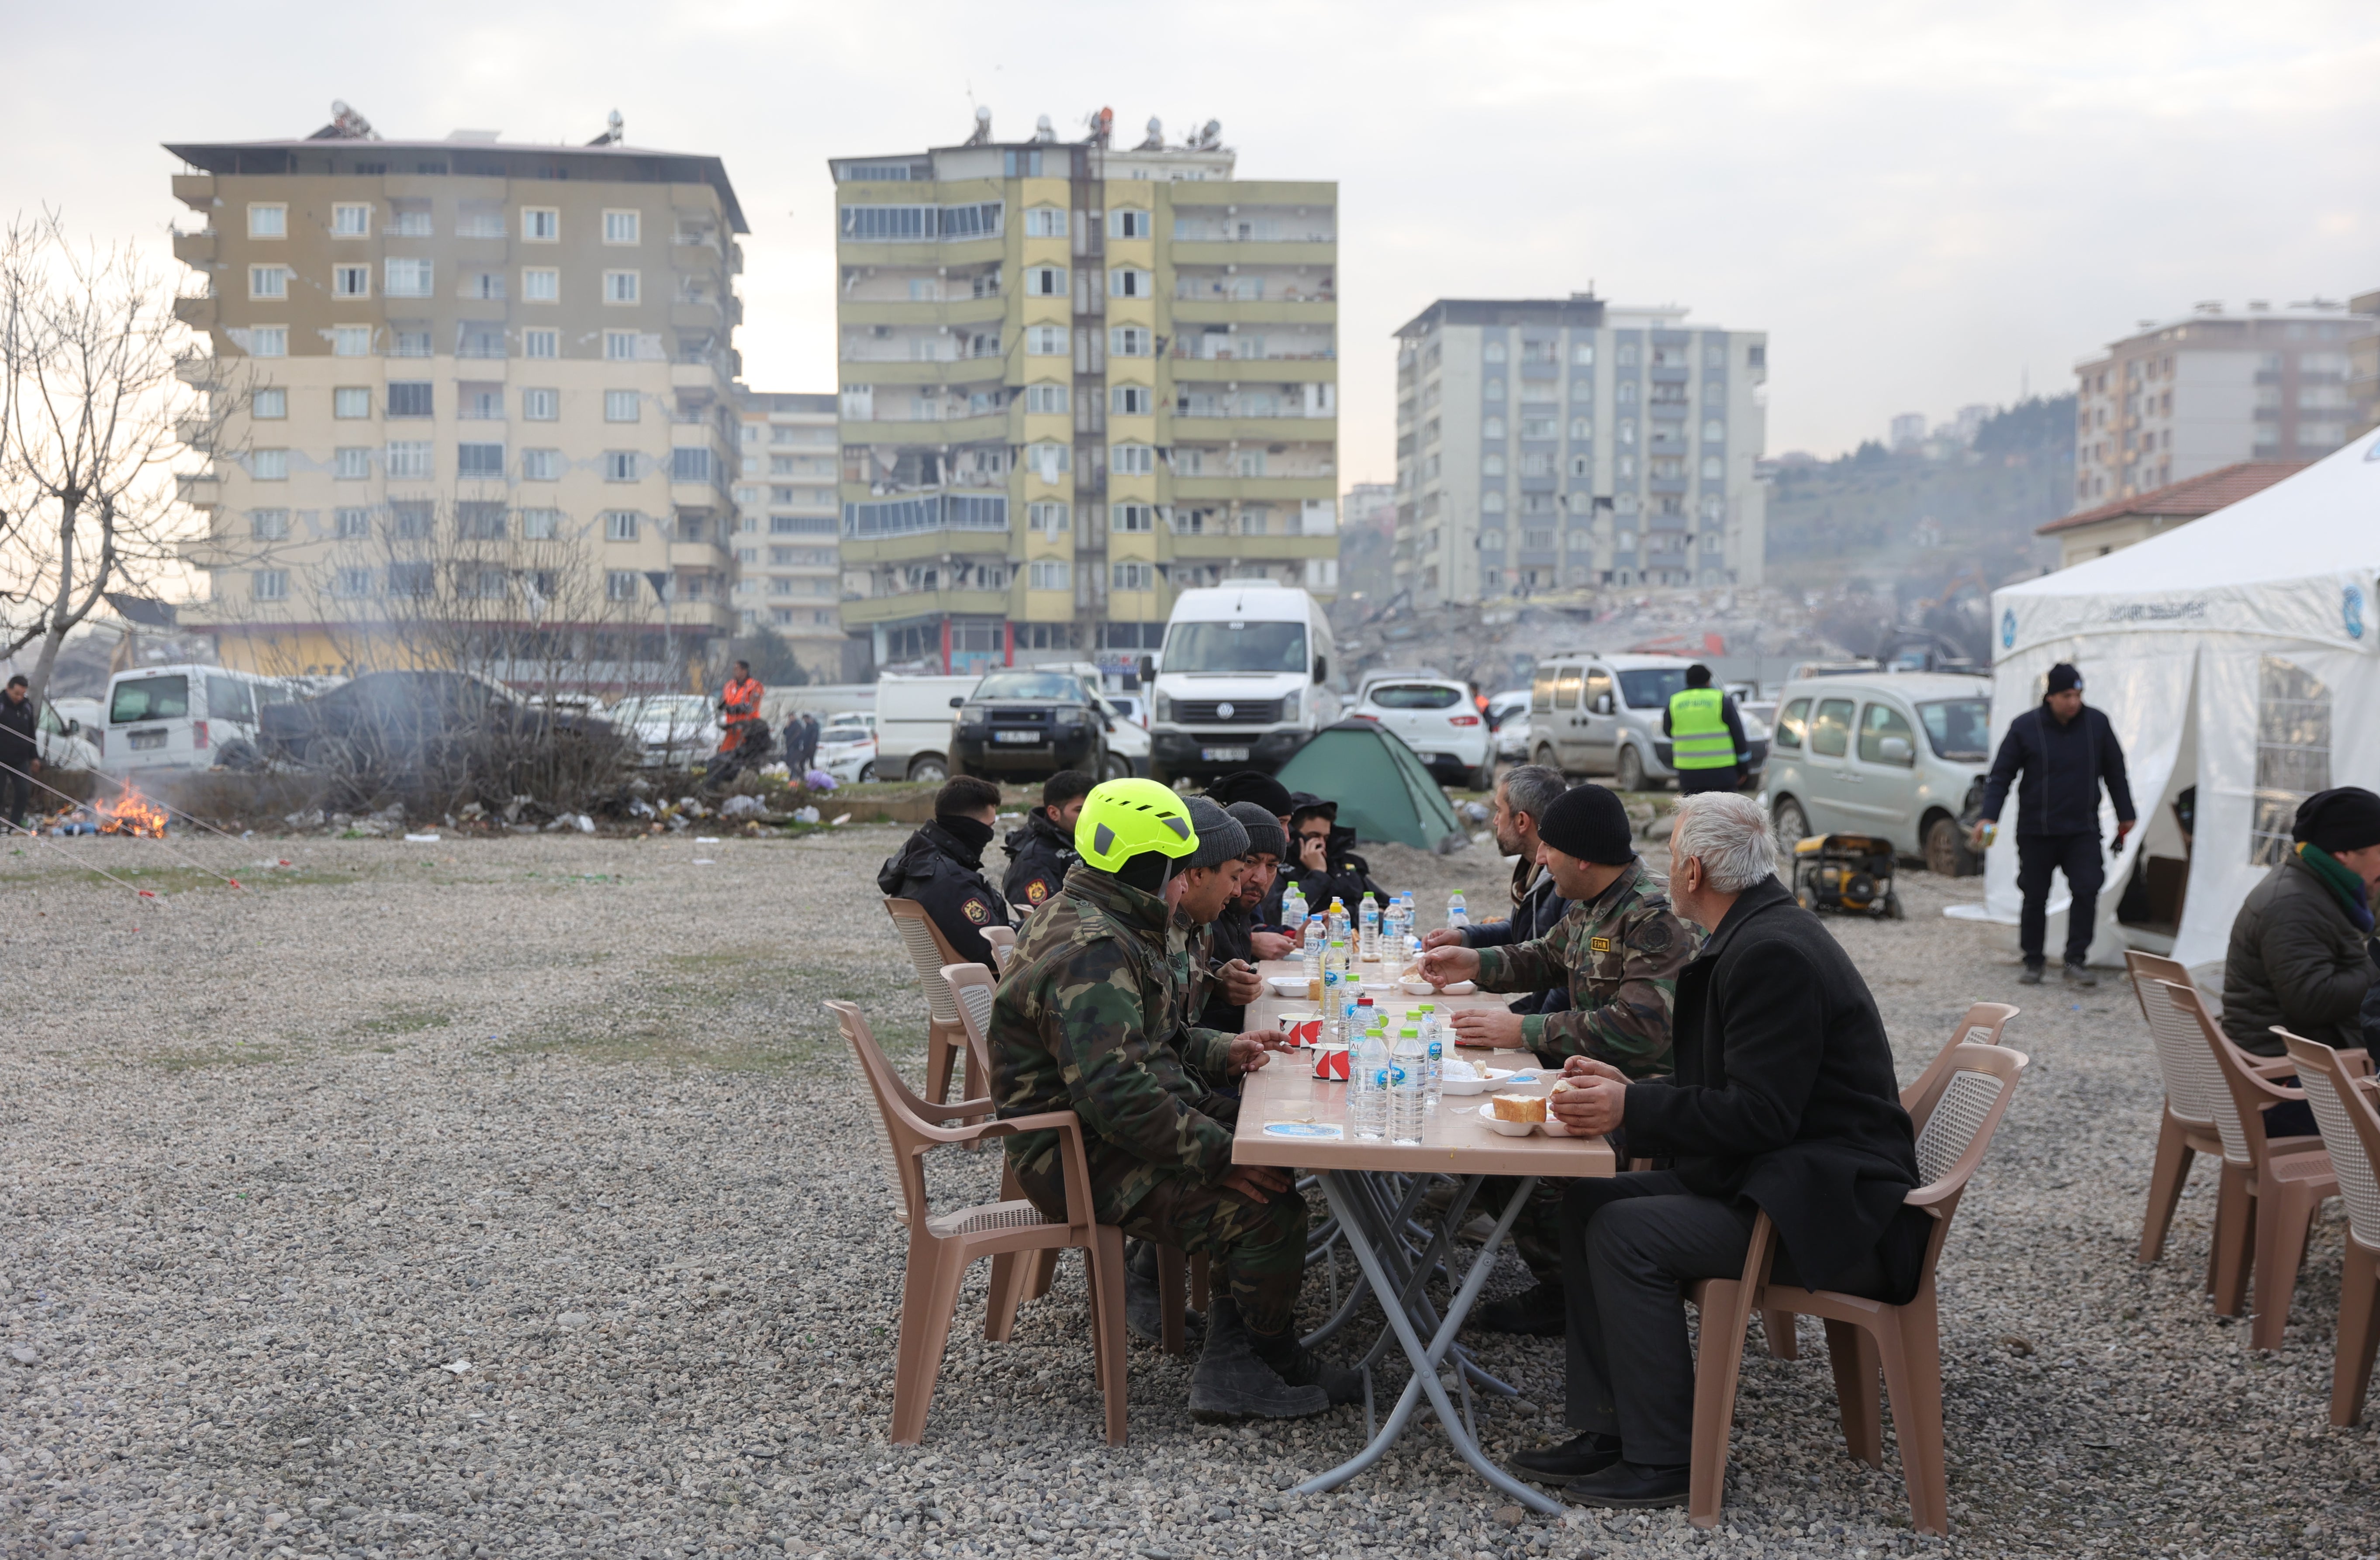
[1487,688,1534,762]
[950,670,1112,782]
[33,698,100,772]
[1760,671,1991,874]
[1102,692,1150,730]
[1525,652,1770,792]
[611,693,720,768]
[1352,677,1494,790]
[101,664,306,774]
[814,716,878,784]
[1095,694,1147,779]
[1146,583,1341,785]
[259,671,626,779]
[874,674,980,782]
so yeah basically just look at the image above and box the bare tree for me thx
[0,213,230,702]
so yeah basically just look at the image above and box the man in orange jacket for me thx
[718,660,765,755]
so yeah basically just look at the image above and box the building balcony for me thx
[670,359,730,392]
[850,411,1012,445]
[670,479,731,511]
[1647,477,1690,495]
[1170,475,1336,502]
[838,237,1005,269]
[1168,179,1337,207]
[173,294,217,330]
[838,587,1011,626]
[171,229,216,269]
[839,296,1009,329]
[171,173,214,212]
[1163,530,1336,560]
[1168,358,1335,385]
[839,527,1015,566]
[670,299,730,331]
[1169,240,1336,269]
[668,540,730,569]
[839,356,1008,387]
[1169,299,1335,327]
[669,235,725,270]
[1163,413,1335,445]
[176,470,222,508]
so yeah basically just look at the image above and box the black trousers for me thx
[2016,831,2104,967]
[1676,766,1742,796]
[0,766,30,829]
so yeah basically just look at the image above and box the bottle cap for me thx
[1399,1027,1420,1038]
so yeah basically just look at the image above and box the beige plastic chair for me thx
[2127,951,2231,1263]
[884,897,977,1105]
[982,924,1017,969]
[826,999,1128,1446]
[1688,1040,2028,1535]
[2161,980,2336,1346]
[1760,1000,2019,1363]
[940,960,1202,1355]
[2281,1030,2380,1424]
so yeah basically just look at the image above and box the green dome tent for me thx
[1273,720,1467,853]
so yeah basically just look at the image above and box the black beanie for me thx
[1206,770,1293,818]
[1536,783,1636,866]
[2293,787,2380,856]
[2045,663,2083,694]
[1225,801,1288,860]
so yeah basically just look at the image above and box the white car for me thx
[1488,688,1534,761]
[1351,677,1494,790]
[1096,696,1148,779]
[814,718,878,783]
[1103,693,1150,730]
[1761,671,1991,874]
[613,694,720,768]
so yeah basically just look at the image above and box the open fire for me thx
[98,786,169,838]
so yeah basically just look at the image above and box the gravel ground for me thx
[2,820,2376,1560]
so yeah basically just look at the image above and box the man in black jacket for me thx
[2223,786,2380,1059]
[1973,662,2136,987]
[1423,764,1572,1018]
[1002,769,1094,911]
[877,776,1011,970]
[1282,798,1390,915]
[1198,801,1288,1034]
[1510,791,1923,1509]
[0,676,39,829]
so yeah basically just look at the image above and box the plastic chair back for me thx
[1900,1042,2030,1269]
[2142,977,2231,1145]
[2283,1032,2380,1253]
[885,897,964,1023]
[982,925,1017,969]
[1900,1002,2018,1114]
[832,999,947,1229]
[941,962,999,1098]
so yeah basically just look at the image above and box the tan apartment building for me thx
[2071,301,2373,513]
[166,108,747,683]
[831,114,1339,677]
[2034,460,2308,571]
[731,390,847,678]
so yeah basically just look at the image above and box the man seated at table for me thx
[1509,791,1925,1509]
[1002,769,1094,912]
[991,778,1360,1421]
[1422,764,1577,1022]
[1418,782,1696,1335]
[1195,801,1290,1035]
[1281,796,1391,918]
[877,775,1011,970]
[1205,772,1300,959]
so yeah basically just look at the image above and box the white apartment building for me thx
[731,390,846,677]
[2072,302,2376,510]
[1393,297,1767,604]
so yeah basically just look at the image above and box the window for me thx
[518,267,559,304]
[1025,442,1071,480]
[1571,341,1596,366]
[1520,416,1558,439]
[1024,383,1070,414]
[459,384,504,420]
[1569,417,1594,441]
[1109,326,1151,357]
[604,452,640,483]
[390,501,432,538]
[249,508,290,539]
[520,387,558,422]
[519,207,559,242]
[387,563,434,597]
[1231,449,1266,477]
[1774,697,1809,749]
[1029,501,1070,532]
[1701,457,1723,480]
[332,264,369,298]
[1026,325,1068,355]
[1484,377,1505,401]
[251,387,287,420]
[384,258,433,297]
[1030,560,1073,590]
[1482,453,1506,476]
[1024,206,1068,238]
[1109,267,1152,298]
[1112,444,1154,475]
[332,326,372,357]
[328,202,371,238]
[604,511,641,542]
[670,447,712,483]
[1482,416,1506,440]
[604,270,640,304]
[520,508,560,540]
[1025,265,1067,296]
[839,204,932,241]
[332,567,375,599]
[1111,562,1154,591]
[334,507,372,540]
[386,441,432,479]
[1617,343,1640,367]
[940,201,1002,239]
[606,570,641,601]
[603,209,640,245]
[1809,698,1854,759]
[1110,503,1155,532]
[1484,340,1508,363]
[452,502,505,541]
[1111,385,1153,416]
[604,331,639,361]
[253,570,288,601]
[605,389,641,423]
[1110,208,1151,238]
[522,448,561,481]
[334,447,370,480]
[1858,702,1917,766]
[250,449,288,481]
[393,329,431,358]
[2252,656,2332,866]
[247,204,286,239]
[457,443,505,479]
[387,381,432,418]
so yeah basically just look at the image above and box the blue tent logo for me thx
[2348,585,2366,641]
[2000,608,2017,649]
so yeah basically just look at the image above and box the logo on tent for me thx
[2000,608,2017,649]
[2347,585,2366,642]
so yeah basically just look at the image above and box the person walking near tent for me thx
[1661,664,1748,795]
[0,676,39,829]
[1971,662,2135,987]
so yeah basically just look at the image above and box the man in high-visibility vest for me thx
[718,660,764,755]
[1662,664,1748,795]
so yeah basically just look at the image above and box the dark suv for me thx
[950,670,1109,780]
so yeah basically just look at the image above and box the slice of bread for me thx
[1489,1092,1546,1123]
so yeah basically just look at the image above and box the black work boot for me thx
[1187,1297,1330,1423]
[1511,1430,1622,1485]
[1472,1280,1567,1337]
[2063,961,2099,989]
[1246,1315,1364,1406]
[1123,1241,1203,1345]
[2017,963,2045,986]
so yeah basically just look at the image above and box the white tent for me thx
[1953,428,2380,973]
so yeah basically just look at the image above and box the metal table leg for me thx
[1293,1172,1560,1515]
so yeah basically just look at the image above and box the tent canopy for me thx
[1273,721,1465,852]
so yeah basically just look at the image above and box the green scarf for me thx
[2298,842,2376,933]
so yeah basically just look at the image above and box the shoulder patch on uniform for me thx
[1589,936,1613,953]
[1637,919,1673,951]
[962,896,992,925]
[1026,880,1049,905]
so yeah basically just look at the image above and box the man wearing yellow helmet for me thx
[990,778,1358,1422]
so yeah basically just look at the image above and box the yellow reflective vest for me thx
[1666,687,1735,770]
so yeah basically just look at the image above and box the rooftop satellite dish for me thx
[965,104,994,146]
[1034,114,1056,143]
[1138,116,1165,150]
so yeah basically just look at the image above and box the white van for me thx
[1145,582,1340,784]
[101,665,303,774]
[1761,671,1993,873]
[871,673,981,783]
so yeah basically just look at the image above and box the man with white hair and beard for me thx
[1510,792,1927,1509]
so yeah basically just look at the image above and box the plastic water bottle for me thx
[1390,1028,1427,1144]
[1359,897,1381,962]
[1321,942,1347,1044]
[1328,897,1350,942]
[1383,894,1408,955]
[1351,1027,1391,1140]
[1416,1006,1444,1111]
[1447,891,1468,931]
[1282,883,1307,938]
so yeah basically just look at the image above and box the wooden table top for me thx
[1232,959,1617,1177]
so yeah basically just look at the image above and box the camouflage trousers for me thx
[1116,1172,1308,1337]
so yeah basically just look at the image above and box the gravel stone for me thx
[3,827,2376,1558]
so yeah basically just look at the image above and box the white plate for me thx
[1437,980,1477,996]
[1266,975,1312,996]
[1437,1067,1514,1097]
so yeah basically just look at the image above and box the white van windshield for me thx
[111,675,190,723]
[1165,621,1307,674]
[1919,698,1991,761]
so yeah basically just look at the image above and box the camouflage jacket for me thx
[990,863,1239,1223]
[1473,859,1696,1077]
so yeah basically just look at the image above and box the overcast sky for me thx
[7,0,2375,490]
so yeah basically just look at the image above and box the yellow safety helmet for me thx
[1074,777,1198,872]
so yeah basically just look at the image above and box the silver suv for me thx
[1525,652,1769,792]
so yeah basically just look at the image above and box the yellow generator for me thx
[1791,834,1904,919]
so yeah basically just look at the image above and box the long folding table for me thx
[1240,961,1613,1515]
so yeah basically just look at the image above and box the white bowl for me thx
[1267,975,1311,996]
[1541,1115,1577,1137]
[1437,980,1477,996]
[1438,1067,1513,1097]
[1480,1114,1538,1138]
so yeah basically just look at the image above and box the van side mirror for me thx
[947,696,964,708]
[1879,735,1914,764]
[1312,654,1327,683]
[1139,654,1157,683]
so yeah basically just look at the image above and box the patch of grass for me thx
[351,1005,453,1037]
[150,1042,285,1073]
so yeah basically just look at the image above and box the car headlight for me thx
[1054,707,1084,727]
[1280,689,1301,722]
[1154,691,1173,723]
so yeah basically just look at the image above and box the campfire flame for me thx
[98,786,169,838]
